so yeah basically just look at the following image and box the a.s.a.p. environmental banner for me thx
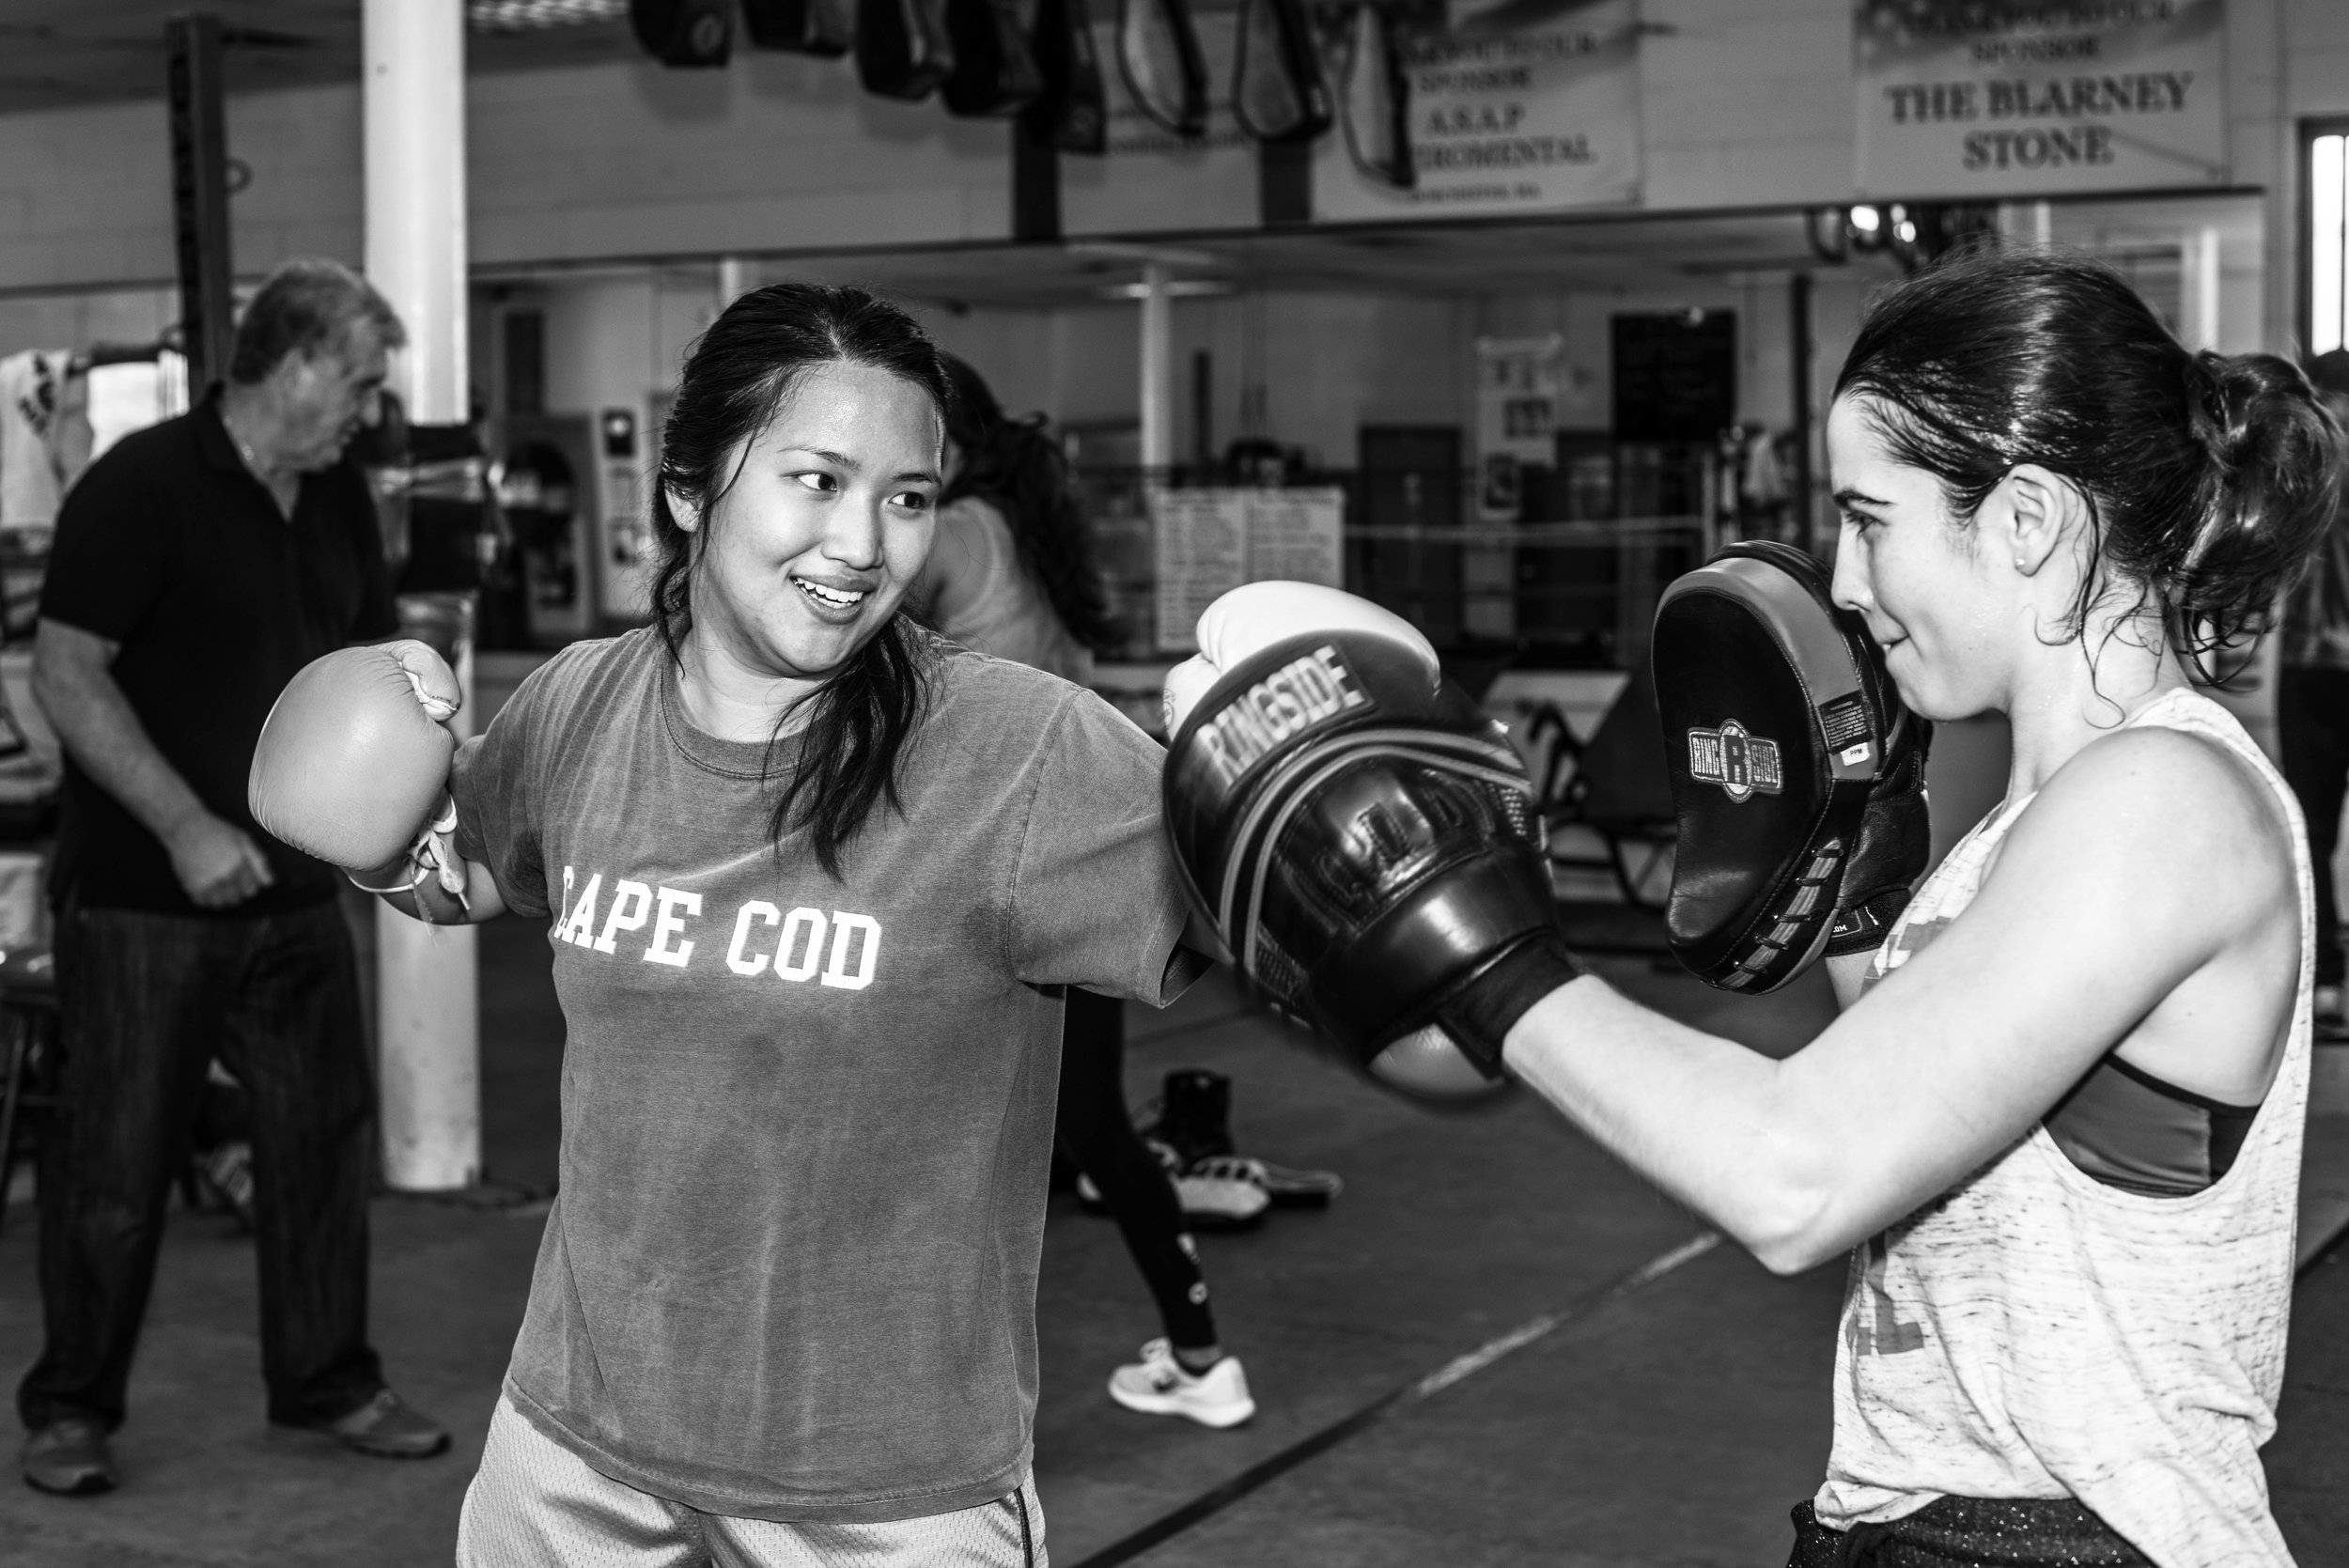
[1310,0,1641,223]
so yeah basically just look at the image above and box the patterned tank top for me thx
[1814,688,2311,1565]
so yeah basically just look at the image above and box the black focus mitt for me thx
[1650,541,1930,993]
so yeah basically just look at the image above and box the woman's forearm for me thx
[1501,976,1841,1273]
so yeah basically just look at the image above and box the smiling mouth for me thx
[793,577,870,611]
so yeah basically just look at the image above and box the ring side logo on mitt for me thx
[1688,719,1782,803]
[1193,645,1370,790]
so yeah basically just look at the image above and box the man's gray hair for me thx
[226,257,406,384]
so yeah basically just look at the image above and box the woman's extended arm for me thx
[1501,727,2289,1273]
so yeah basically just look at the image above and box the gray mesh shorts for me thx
[456,1391,1047,1568]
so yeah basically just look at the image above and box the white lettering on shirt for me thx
[594,880,653,954]
[820,912,882,989]
[645,886,701,968]
[775,908,828,982]
[552,867,881,987]
[726,901,780,976]
[556,872,602,947]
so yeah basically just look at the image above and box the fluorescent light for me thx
[1848,205,1882,235]
[1097,280,1235,300]
[467,0,628,33]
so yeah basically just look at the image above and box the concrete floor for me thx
[3,917,2347,1567]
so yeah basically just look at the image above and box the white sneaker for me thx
[1171,1170,1269,1230]
[1108,1339,1255,1428]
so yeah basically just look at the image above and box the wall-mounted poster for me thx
[1152,487,1250,650]
[1474,334,1565,522]
[1149,485,1345,649]
[1855,0,2228,198]
[1311,0,1641,224]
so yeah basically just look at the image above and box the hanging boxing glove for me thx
[858,0,957,100]
[944,0,1047,116]
[1330,1,1411,188]
[1116,0,1209,138]
[1022,0,1110,152]
[1234,0,1331,144]
[740,0,853,56]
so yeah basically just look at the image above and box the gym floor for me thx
[4,913,2348,1567]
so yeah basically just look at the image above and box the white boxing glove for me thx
[1161,581,1440,737]
[249,641,463,891]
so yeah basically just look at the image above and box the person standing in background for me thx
[920,354,1258,1427]
[2279,347,2349,1038]
[16,258,449,1497]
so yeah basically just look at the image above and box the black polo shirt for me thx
[39,392,398,915]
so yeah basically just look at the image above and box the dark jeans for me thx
[17,900,383,1432]
[2279,665,2349,988]
[1054,988,1218,1351]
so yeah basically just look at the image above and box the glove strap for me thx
[1824,888,1909,957]
[347,800,470,923]
[1432,935,1589,1078]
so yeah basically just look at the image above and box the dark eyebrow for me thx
[892,468,941,486]
[1833,488,1892,510]
[800,447,859,472]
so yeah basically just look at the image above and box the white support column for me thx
[2181,225,2222,353]
[1139,263,1174,471]
[717,256,755,311]
[365,0,481,1192]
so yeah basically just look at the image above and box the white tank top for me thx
[926,496,1096,685]
[1815,688,2310,1566]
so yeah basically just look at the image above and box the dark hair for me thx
[228,257,406,383]
[939,355,1120,651]
[1835,245,2344,676]
[650,281,952,877]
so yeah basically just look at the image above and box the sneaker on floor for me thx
[1172,1168,1269,1230]
[1108,1339,1255,1428]
[1074,1143,1268,1230]
[273,1389,450,1459]
[1187,1154,1343,1208]
[22,1417,116,1497]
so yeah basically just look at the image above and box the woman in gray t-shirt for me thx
[356,284,1208,1567]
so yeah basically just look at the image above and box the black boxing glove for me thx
[1161,584,1588,1099]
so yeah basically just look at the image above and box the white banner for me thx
[1312,0,1641,223]
[1855,0,2229,198]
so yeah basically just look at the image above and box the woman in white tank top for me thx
[1499,249,2345,1565]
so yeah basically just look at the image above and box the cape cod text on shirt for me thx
[551,865,880,988]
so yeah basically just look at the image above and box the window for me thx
[2308,121,2349,356]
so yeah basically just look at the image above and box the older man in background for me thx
[16,258,448,1496]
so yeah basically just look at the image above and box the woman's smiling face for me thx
[679,359,942,689]
[1826,392,2015,722]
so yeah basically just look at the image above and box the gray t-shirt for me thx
[452,626,1200,1522]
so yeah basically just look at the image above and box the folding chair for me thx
[1525,662,1677,910]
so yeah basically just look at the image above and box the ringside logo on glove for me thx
[1164,624,1557,1100]
[1189,644,1369,790]
[1652,541,1930,994]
